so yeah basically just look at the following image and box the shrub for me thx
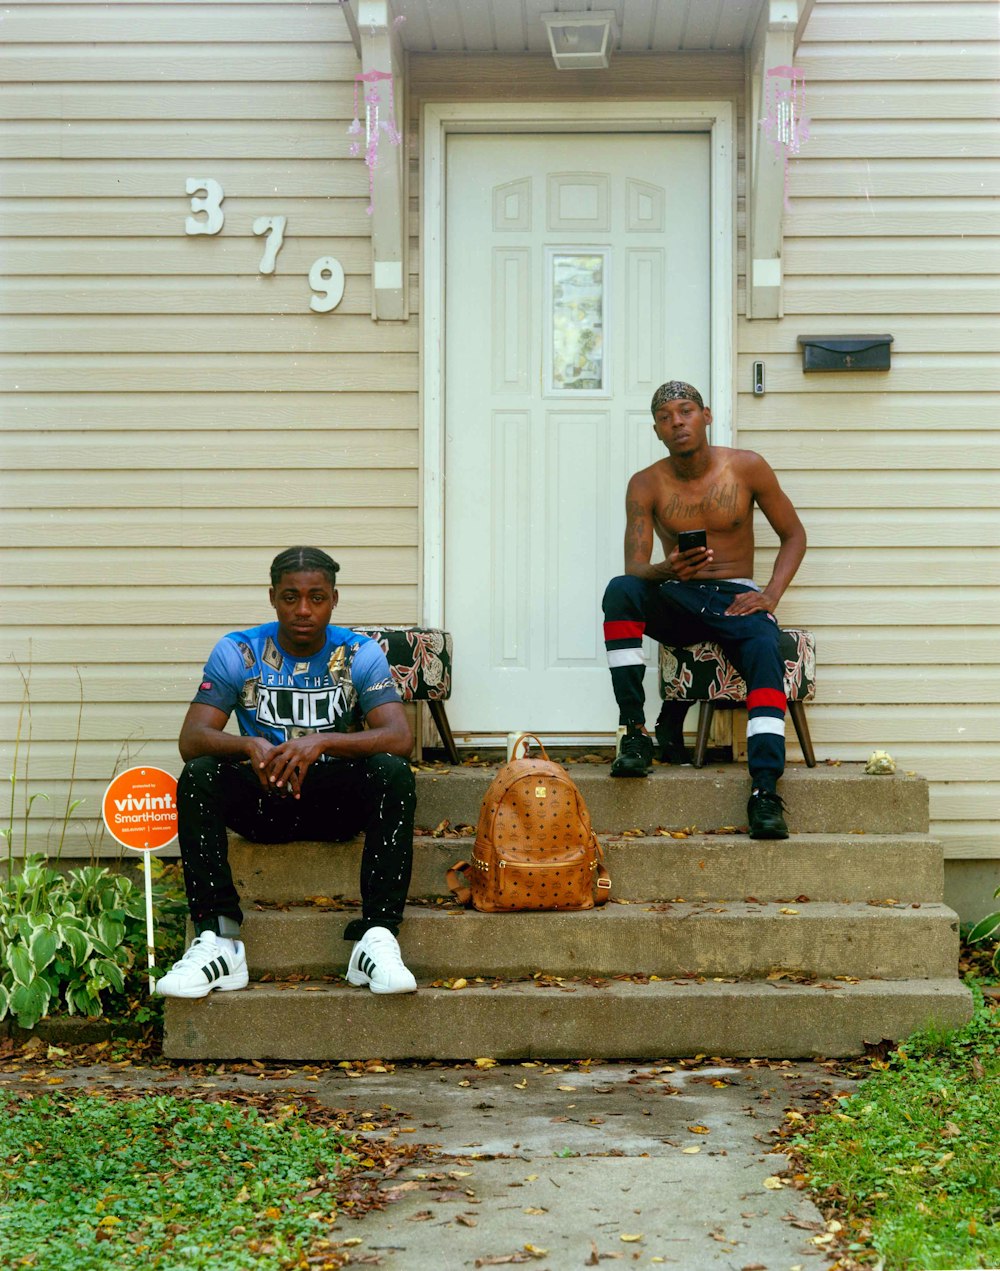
[0,854,187,1029]
[966,886,1000,976]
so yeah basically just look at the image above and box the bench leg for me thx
[787,701,817,768]
[428,700,461,766]
[693,702,713,768]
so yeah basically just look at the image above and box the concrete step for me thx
[413,762,929,835]
[236,901,960,981]
[163,976,973,1061]
[230,832,945,905]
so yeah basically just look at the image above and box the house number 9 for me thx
[308,257,345,313]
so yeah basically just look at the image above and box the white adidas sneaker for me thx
[155,930,249,999]
[346,926,417,994]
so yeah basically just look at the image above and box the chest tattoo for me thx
[662,482,742,522]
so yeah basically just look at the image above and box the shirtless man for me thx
[601,381,806,839]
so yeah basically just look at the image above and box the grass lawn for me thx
[789,967,1000,1271]
[0,1084,414,1270]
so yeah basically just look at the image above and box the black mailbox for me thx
[797,335,893,372]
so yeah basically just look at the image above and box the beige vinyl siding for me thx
[0,0,418,856]
[740,0,1000,861]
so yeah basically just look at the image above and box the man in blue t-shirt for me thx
[157,546,418,999]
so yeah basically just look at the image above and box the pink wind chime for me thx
[347,70,402,215]
[760,65,810,210]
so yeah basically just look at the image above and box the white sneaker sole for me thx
[156,969,249,999]
[346,969,417,994]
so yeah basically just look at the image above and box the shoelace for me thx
[174,933,217,967]
[752,790,787,811]
[363,930,406,969]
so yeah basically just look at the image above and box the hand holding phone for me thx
[677,529,707,554]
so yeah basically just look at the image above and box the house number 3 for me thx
[185,179,343,312]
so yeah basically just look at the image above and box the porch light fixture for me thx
[542,11,617,70]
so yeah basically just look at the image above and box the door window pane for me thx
[547,250,608,394]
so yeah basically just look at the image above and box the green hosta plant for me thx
[0,855,184,1029]
[967,885,1000,975]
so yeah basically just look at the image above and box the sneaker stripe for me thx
[218,956,230,977]
[201,962,216,983]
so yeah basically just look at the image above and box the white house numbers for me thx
[185,179,344,312]
[251,216,287,275]
[308,256,346,313]
[185,178,224,235]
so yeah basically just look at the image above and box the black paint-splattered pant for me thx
[176,754,415,939]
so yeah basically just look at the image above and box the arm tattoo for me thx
[624,500,649,563]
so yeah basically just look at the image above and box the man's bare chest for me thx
[652,477,752,535]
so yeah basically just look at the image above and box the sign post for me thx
[101,767,179,994]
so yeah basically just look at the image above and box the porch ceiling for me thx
[348,0,768,56]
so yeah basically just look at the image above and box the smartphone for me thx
[677,529,707,553]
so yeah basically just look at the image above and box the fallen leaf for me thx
[779,908,799,915]
[681,1145,701,1154]
[687,1124,711,1134]
[620,1232,643,1242]
[514,1080,527,1090]
[474,1058,497,1069]
[762,1176,784,1189]
[557,1085,576,1092]
[457,1213,478,1227]
[523,1206,548,1215]
[524,1245,548,1258]
[451,978,468,990]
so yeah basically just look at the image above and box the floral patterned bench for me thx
[658,628,817,768]
[354,626,458,763]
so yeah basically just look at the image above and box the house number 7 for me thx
[252,216,287,274]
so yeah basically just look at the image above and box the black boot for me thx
[654,706,690,764]
[747,789,789,840]
[610,725,654,778]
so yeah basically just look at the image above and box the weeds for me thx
[0,854,187,1029]
[792,986,1000,1270]
[2,658,186,1029]
[967,888,1000,976]
[0,1089,359,1270]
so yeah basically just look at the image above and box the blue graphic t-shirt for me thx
[192,622,400,745]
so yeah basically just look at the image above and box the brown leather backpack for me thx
[447,735,610,912]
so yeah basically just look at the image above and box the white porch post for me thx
[747,0,800,320]
[356,0,407,320]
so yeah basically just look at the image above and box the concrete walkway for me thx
[320,1058,842,1269]
[6,1051,848,1269]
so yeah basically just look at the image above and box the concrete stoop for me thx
[163,979,972,1061]
[162,763,973,1060]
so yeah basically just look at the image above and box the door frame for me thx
[421,99,736,627]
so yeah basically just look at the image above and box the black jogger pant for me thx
[602,575,787,790]
[177,753,415,939]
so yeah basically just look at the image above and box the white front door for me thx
[444,132,711,740]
